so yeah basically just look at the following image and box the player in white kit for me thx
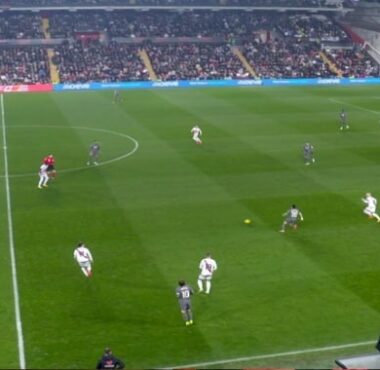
[280,204,304,232]
[362,193,380,222]
[74,242,94,278]
[191,125,202,144]
[38,163,49,189]
[197,253,217,294]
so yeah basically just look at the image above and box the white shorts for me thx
[198,274,212,281]
[364,206,376,215]
[78,261,91,268]
[193,135,200,140]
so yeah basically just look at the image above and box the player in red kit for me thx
[43,154,56,178]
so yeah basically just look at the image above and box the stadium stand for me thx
[0,13,44,39]
[242,39,332,78]
[53,40,149,82]
[0,47,50,85]
[0,0,355,9]
[0,3,377,83]
[146,43,249,80]
[276,14,351,45]
[46,11,275,38]
[325,48,380,77]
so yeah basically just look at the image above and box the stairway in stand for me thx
[319,51,343,77]
[42,18,60,84]
[138,49,158,81]
[231,46,258,79]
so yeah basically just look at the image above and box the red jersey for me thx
[43,155,55,166]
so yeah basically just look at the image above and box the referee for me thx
[96,348,125,369]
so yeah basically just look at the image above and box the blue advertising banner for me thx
[53,77,380,92]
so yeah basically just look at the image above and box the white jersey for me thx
[199,257,217,277]
[363,195,377,209]
[74,246,93,263]
[191,126,202,137]
[39,163,48,175]
[290,208,300,218]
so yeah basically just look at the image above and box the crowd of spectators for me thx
[53,40,149,82]
[48,11,106,38]
[46,11,276,39]
[325,48,380,77]
[277,14,350,44]
[0,13,43,39]
[0,7,377,83]
[0,47,50,84]
[147,43,249,80]
[0,10,353,41]
[0,0,353,8]
[0,11,351,42]
[242,39,332,78]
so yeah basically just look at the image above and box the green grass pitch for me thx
[0,85,379,368]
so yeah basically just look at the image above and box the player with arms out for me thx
[43,154,56,178]
[191,125,202,144]
[303,142,315,166]
[197,253,217,294]
[38,163,49,189]
[280,204,304,233]
[74,242,94,278]
[87,141,100,166]
[362,192,380,222]
[176,280,194,326]
[339,108,349,131]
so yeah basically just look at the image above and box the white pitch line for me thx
[329,98,380,116]
[1,94,26,368]
[0,125,139,178]
[163,340,374,369]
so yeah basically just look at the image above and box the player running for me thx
[176,280,194,326]
[74,242,94,278]
[87,141,100,166]
[362,192,380,222]
[38,163,49,189]
[339,108,349,131]
[197,253,217,294]
[280,204,304,233]
[43,154,56,178]
[191,125,202,144]
[304,142,315,166]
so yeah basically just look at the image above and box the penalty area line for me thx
[163,340,374,369]
[329,98,380,116]
[0,94,26,369]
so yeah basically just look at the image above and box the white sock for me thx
[81,267,88,277]
[374,213,380,221]
[197,280,203,291]
[206,281,211,293]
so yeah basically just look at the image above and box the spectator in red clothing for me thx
[43,154,56,178]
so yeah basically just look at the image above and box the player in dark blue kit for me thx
[303,142,315,166]
[340,108,349,130]
[87,141,100,166]
[176,280,194,326]
[96,348,125,369]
